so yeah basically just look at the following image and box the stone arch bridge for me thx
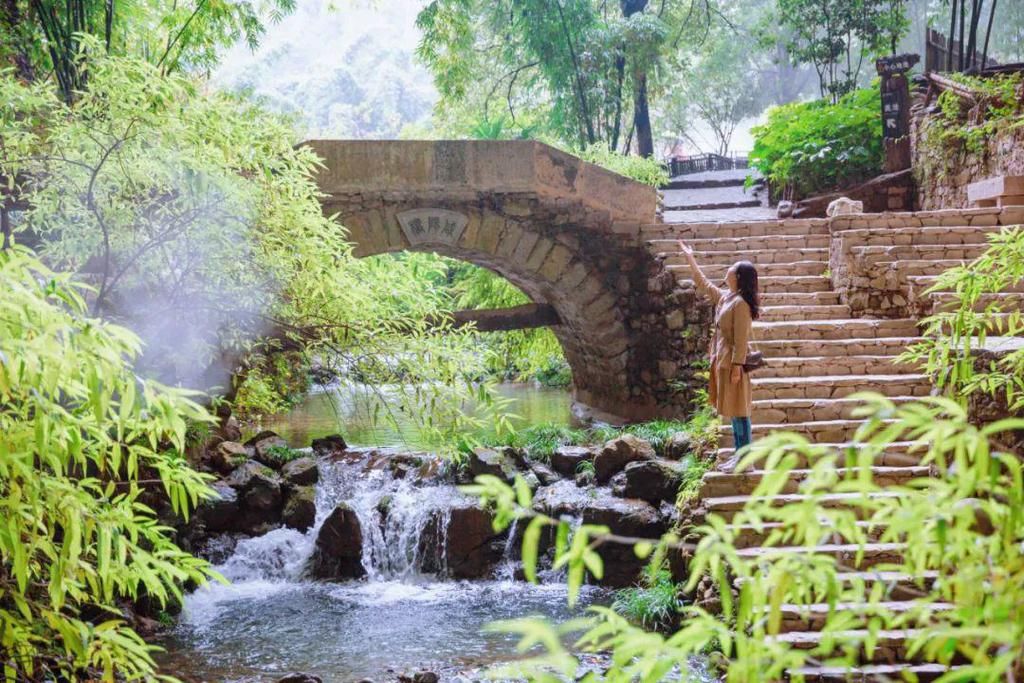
[304,140,706,423]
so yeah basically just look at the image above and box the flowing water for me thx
[257,382,574,448]
[159,451,609,682]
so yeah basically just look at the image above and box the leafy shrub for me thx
[611,567,681,631]
[749,87,883,200]
[575,143,670,187]
[0,247,217,680]
[264,444,306,466]
[513,424,591,461]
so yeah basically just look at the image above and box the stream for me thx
[159,384,611,682]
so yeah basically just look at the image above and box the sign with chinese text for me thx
[875,53,919,76]
[397,209,469,247]
[881,91,905,138]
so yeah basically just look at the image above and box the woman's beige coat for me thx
[693,268,753,419]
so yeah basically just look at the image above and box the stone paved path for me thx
[661,168,772,221]
[642,206,1024,680]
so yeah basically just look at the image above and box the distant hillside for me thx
[213,0,437,139]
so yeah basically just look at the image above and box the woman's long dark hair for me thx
[734,261,760,320]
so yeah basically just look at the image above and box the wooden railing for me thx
[668,153,749,176]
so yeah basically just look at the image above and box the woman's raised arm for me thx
[678,240,723,305]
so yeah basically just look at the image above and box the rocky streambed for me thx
[161,428,703,681]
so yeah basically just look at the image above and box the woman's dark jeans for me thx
[731,416,752,450]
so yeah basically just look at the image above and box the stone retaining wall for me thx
[912,107,1024,210]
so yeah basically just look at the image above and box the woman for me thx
[677,240,760,450]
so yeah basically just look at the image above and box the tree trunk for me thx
[1,0,37,81]
[632,70,654,158]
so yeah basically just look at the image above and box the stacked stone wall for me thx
[912,107,1024,210]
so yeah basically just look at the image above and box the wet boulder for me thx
[218,414,243,442]
[593,434,655,483]
[549,446,593,477]
[468,447,518,482]
[196,482,241,533]
[311,433,348,457]
[276,675,322,683]
[226,460,283,512]
[617,459,687,505]
[209,441,247,474]
[245,430,288,463]
[532,480,666,587]
[282,456,319,487]
[282,486,317,532]
[529,461,561,486]
[446,503,507,578]
[664,432,696,460]
[309,502,365,579]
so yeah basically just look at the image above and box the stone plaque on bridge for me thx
[397,209,468,247]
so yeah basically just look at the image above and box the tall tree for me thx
[417,0,715,158]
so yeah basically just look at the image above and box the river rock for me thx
[282,456,319,487]
[532,480,666,586]
[309,502,365,579]
[575,469,596,487]
[210,440,248,474]
[440,503,506,579]
[550,446,593,477]
[593,435,655,483]
[282,486,317,532]
[218,414,243,442]
[226,460,283,512]
[529,461,561,486]
[241,430,286,462]
[468,447,518,482]
[664,432,695,460]
[311,433,348,456]
[617,459,687,504]
[276,675,322,683]
[196,482,240,533]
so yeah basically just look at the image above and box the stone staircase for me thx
[645,207,1024,681]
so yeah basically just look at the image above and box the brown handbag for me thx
[742,350,766,373]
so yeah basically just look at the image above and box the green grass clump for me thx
[264,444,305,466]
[611,567,681,631]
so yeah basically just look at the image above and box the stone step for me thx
[774,600,953,633]
[758,305,852,322]
[726,520,889,549]
[657,247,829,265]
[668,261,828,280]
[677,274,833,294]
[755,355,921,379]
[929,291,1024,312]
[678,234,831,251]
[907,274,1024,300]
[835,224,1003,247]
[754,337,916,358]
[736,542,907,569]
[642,219,830,240]
[753,318,920,341]
[751,396,918,424]
[751,374,931,400]
[702,465,931,497]
[852,243,988,267]
[770,628,923,663]
[875,259,972,279]
[715,442,926,470]
[718,419,899,449]
[705,493,907,521]
[760,291,842,306]
[786,663,961,681]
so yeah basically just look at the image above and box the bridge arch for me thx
[307,139,704,422]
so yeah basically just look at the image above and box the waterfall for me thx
[205,450,475,585]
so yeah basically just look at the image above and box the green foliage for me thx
[574,144,669,187]
[0,247,218,681]
[611,567,682,631]
[472,395,1024,681]
[777,0,908,101]
[933,73,1024,154]
[512,424,592,462]
[0,52,516,453]
[263,445,305,466]
[902,226,1024,411]
[750,87,883,199]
